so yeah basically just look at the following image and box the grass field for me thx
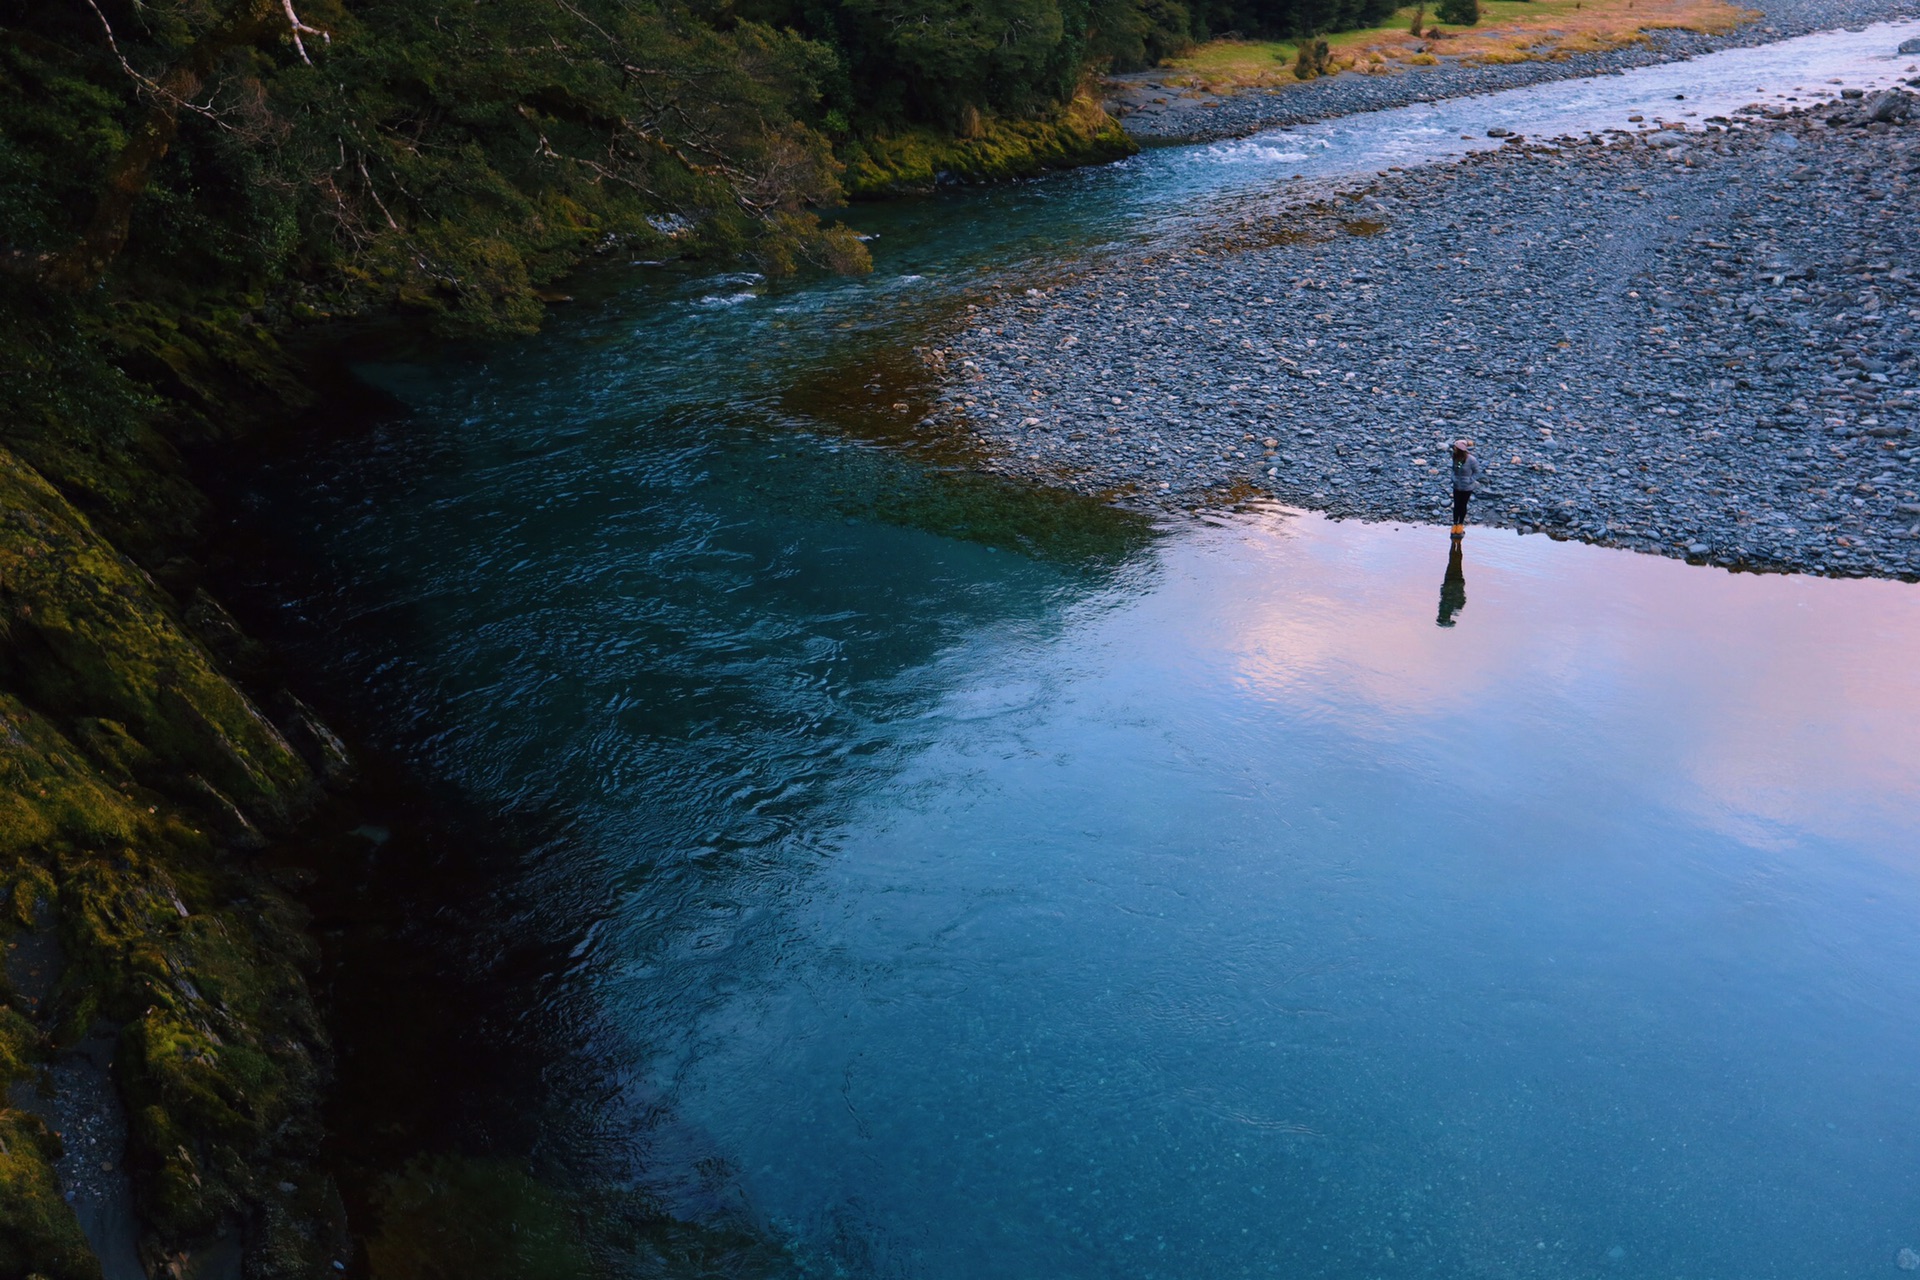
[1156,0,1759,91]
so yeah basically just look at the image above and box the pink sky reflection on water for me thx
[1164,508,1920,857]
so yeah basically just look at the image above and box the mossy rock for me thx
[0,446,311,824]
[366,1156,593,1280]
[0,694,150,859]
[0,1108,102,1280]
[0,965,97,1280]
[0,280,205,561]
[54,851,326,1245]
[100,301,315,446]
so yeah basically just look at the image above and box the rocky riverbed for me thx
[1110,0,1920,141]
[931,89,1920,579]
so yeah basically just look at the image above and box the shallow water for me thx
[1197,18,1920,184]
[244,21,1920,1279]
[629,513,1920,1279]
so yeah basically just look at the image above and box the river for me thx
[236,24,1920,1279]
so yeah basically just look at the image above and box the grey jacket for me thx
[1451,453,1482,494]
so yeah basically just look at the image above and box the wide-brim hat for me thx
[1452,438,1474,452]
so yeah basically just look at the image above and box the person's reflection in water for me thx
[1437,534,1467,628]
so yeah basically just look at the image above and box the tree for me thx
[1292,34,1330,78]
[12,0,868,331]
[39,0,318,291]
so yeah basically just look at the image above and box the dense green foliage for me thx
[2,0,868,333]
[1,0,1400,333]
[1434,0,1481,25]
[740,0,1406,123]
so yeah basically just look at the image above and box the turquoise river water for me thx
[239,24,1920,1279]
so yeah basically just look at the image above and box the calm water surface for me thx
[247,24,1920,1278]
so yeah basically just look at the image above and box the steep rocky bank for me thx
[934,90,1920,579]
[1,307,355,1279]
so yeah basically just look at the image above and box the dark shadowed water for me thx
[242,25,1920,1278]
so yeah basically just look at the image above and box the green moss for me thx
[0,446,311,823]
[0,1109,102,1280]
[0,955,90,1280]
[366,1156,593,1280]
[0,996,40,1083]
[53,851,327,1245]
[379,225,548,337]
[98,300,316,446]
[842,97,1138,197]
[0,695,151,860]
[0,701,328,1262]
[0,280,203,561]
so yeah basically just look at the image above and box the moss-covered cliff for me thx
[0,273,354,1276]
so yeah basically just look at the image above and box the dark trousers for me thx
[1452,490,1471,524]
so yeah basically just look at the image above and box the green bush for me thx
[1293,36,1333,78]
[1435,0,1481,24]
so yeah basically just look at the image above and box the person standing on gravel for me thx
[1449,439,1480,536]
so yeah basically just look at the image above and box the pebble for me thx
[936,93,1920,581]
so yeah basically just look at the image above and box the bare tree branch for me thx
[281,0,329,65]
[356,153,400,229]
[82,0,230,124]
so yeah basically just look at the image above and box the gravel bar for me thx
[1111,0,1920,141]
[931,93,1920,580]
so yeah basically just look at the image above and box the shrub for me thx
[1293,36,1332,79]
[1435,0,1481,24]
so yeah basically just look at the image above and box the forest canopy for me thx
[0,0,1398,330]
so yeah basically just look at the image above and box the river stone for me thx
[1865,89,1914,122]
[1899,37,1920,54]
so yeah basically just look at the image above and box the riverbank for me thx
[0,308,362,1277]
[933,87,1920,579]
[1109,0,1920,140]
[841,93,1139,196]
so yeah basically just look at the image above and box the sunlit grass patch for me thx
[1157,0,1759,90]
[1158,38,1308,91]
